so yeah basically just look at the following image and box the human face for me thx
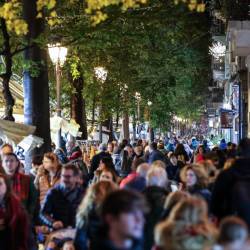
[2,155,19,176]
[125,147,133,158]
[198,147,204,154]
[61,169,77,189]
[107,144,113,153]
[0,177,7,199]
[186,169,197,187]
[110,210,145,240]
[43,157,56,172]
[100,171,113,182]
[134,146,143,156]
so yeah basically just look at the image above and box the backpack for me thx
[231,175,250,227]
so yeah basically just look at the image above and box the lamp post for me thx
[48,43,68,148]
[94,66,108,142]
[147,101,154,142]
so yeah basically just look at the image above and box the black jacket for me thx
[40,184,84,228]
[143,186,169,250]
[211,158,250,220]
[74,208,101,250]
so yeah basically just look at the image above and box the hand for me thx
[178,182,184,191]
[52,221,64,230]
[37,165,45,177]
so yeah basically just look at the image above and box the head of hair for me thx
[196,144,205,154]
[43,152,59,165]
[180,164,209,189]
[155,197,215,250]
[198,160,218,182]
[120,139,128,149]
[0,143,13,153]
[150,142,157,151]
[174,143,186,155]
[164,191,189,215]
[131,158,145,172]
[32,155,43,165]
[146,166,168,188]
[151,160,166,169]
[168,197,208,225]
[101,190,148,219]
[100,157,115,170]
[62,164,79,177]
[100,166,118,183]
[218,216,248,244]
[237,138,250,158]
[76,181,117,228]
[136,163,150,178]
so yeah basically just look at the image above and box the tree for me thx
[23,0,51,152]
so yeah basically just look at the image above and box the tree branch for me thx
[11,45,33,56]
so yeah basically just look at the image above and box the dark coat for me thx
[148,150,166,164]
[143,186,169,250]
[211,158,250,220]
[40,184,84,228]
[74,209,101,250]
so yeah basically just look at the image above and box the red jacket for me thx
[4,194,29,250]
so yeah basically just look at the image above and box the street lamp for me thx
[48,43,68,148]
[94,66,108,142]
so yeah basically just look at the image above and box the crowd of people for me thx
[0,136,250,250]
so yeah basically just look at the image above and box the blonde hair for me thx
[155,197,217,250]
[146,166,168,187]
[76,181,117,228]
[164,191,189,212]
[151,160,166,169]
[198,160,218,183]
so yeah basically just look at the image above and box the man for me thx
[148,142,166,164]
[89,143,111,179]
[92,190,148,250]
[2,152,37,218]
[211,138,250,225]
[40,164,84,230]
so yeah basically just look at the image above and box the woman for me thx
[194,145,205,163]
[154,197,217,250]
[92,157,118,183]
[174,144,189,164]
[99,167,118,183]
[0,173,29,250]
[74,181,118,250]
[180,164,211,206]
[34,152,61,205]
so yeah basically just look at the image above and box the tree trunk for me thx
[0,18,15,121]
[122,112,130,141]
[91,97,96,128]
[103,117,114,141]
[23,0,51,153]
[70,76,88,139]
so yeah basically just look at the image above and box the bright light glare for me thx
[94,67,108,82]
[48,43,68,66]
[209,42,226,59]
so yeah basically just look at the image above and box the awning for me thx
[0,119,36,144]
